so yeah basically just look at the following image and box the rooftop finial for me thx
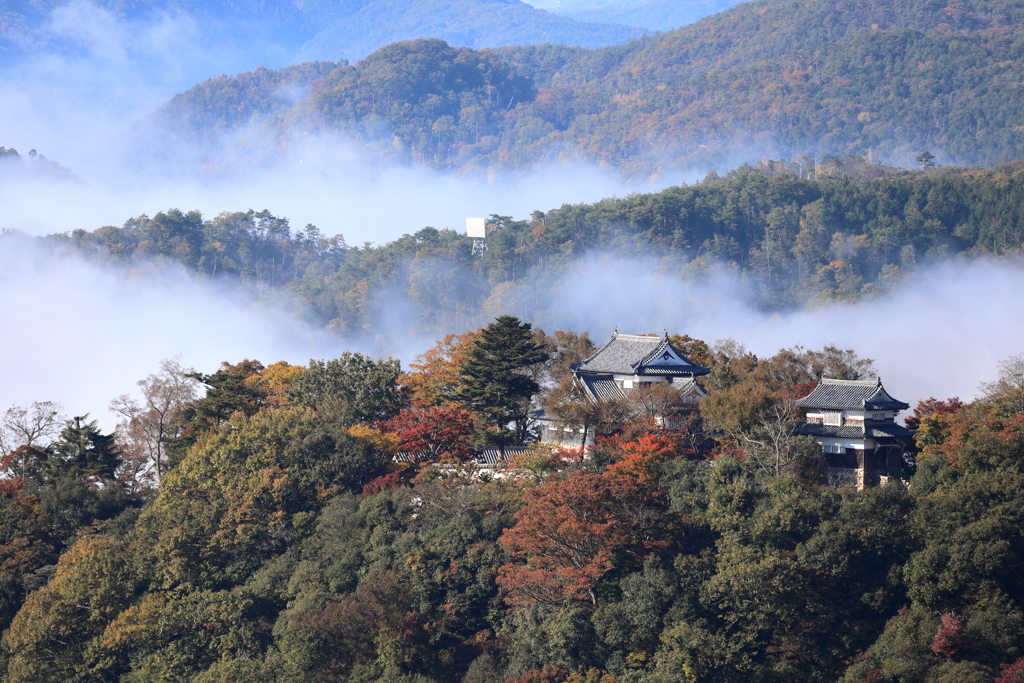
[664,329,668,338]
[612,326,618,336]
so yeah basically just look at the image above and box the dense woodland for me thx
[0,315,1022,683]
[33,159,1024,341]
[156,0,1024,175]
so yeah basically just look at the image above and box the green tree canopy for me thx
[455,315,549,445]
[287,352,406,424]
[47,416,120,481]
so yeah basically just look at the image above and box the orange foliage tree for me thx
[604,433,674,485]
[668,333,712,367]
[402,331,481,408]
[245,360,304,407]
[497,470,643,606]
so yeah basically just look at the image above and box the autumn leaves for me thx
[499,435,674,608]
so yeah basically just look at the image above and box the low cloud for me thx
[0,1,705,244]
[2,2,1020,433]
[536,255,1024,406]
[3,232,1021,431]
[0,236,341,427]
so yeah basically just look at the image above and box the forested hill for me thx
[155,0,1024,175]
[0,146,76,181]
[37,159,1024,340]
[0,307,1023,681]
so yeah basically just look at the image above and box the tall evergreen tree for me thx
[455,315,549,449]
[48,415,121,480]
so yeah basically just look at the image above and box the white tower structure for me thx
[466,217,487,256]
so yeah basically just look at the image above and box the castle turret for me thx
[793,378,911,488]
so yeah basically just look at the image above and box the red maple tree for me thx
[604,433,674,485]
[996,656,1024,683]
[906,397,965,431]
[378,406,476,462]
[497,470,641,606]
[931,613,965,662]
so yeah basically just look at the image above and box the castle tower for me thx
[793,378,912,488]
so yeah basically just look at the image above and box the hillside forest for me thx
[0,313,1022,683]
[26,158,1024,343]
[155,0,1024,176]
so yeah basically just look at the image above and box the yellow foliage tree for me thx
[402,330,481,407]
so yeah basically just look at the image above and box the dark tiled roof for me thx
[580,375,626,401]
[794,420,912,439]
[669,377,705,395]
[794,423,866,438]
[637,367,692,375]
[476,447,527,464]
[865,420,913,438]
[794,378,909,411]
[393,447,527,465]
[576,332,709,377]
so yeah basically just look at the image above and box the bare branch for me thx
[109,357,199,484]
[1,401,65,454]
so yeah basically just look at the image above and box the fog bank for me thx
[537,256,1024,406]
[2,236,1020,430]
[0,0,695,244]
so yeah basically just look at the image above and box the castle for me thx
[793,378,912,487]
[538,331,709,446]
[537,330,912,488]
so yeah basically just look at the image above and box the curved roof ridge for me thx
[575,331,709,377]
[575,329,621,366]
[634,336,671,368]
[819,378,880,385]
[794,376,906,410]
[575,331,665,369]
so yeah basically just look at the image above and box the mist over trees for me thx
[26,159,1024,344]
[0,147,76,182]
[0,327,1022,682]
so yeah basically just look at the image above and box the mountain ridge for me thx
[0,0,644,70]
[152,0,1024,176]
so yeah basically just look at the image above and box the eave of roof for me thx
[580,375,627,401]
[794,423,866,438]
[793,421,913,439]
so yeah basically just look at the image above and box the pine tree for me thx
[455,315,549,449]
[916,150,937,168]
[48,416,121,480]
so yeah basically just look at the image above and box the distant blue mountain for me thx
[548,0,746,31]
[0,0,644,70]
[299,0,645,62]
